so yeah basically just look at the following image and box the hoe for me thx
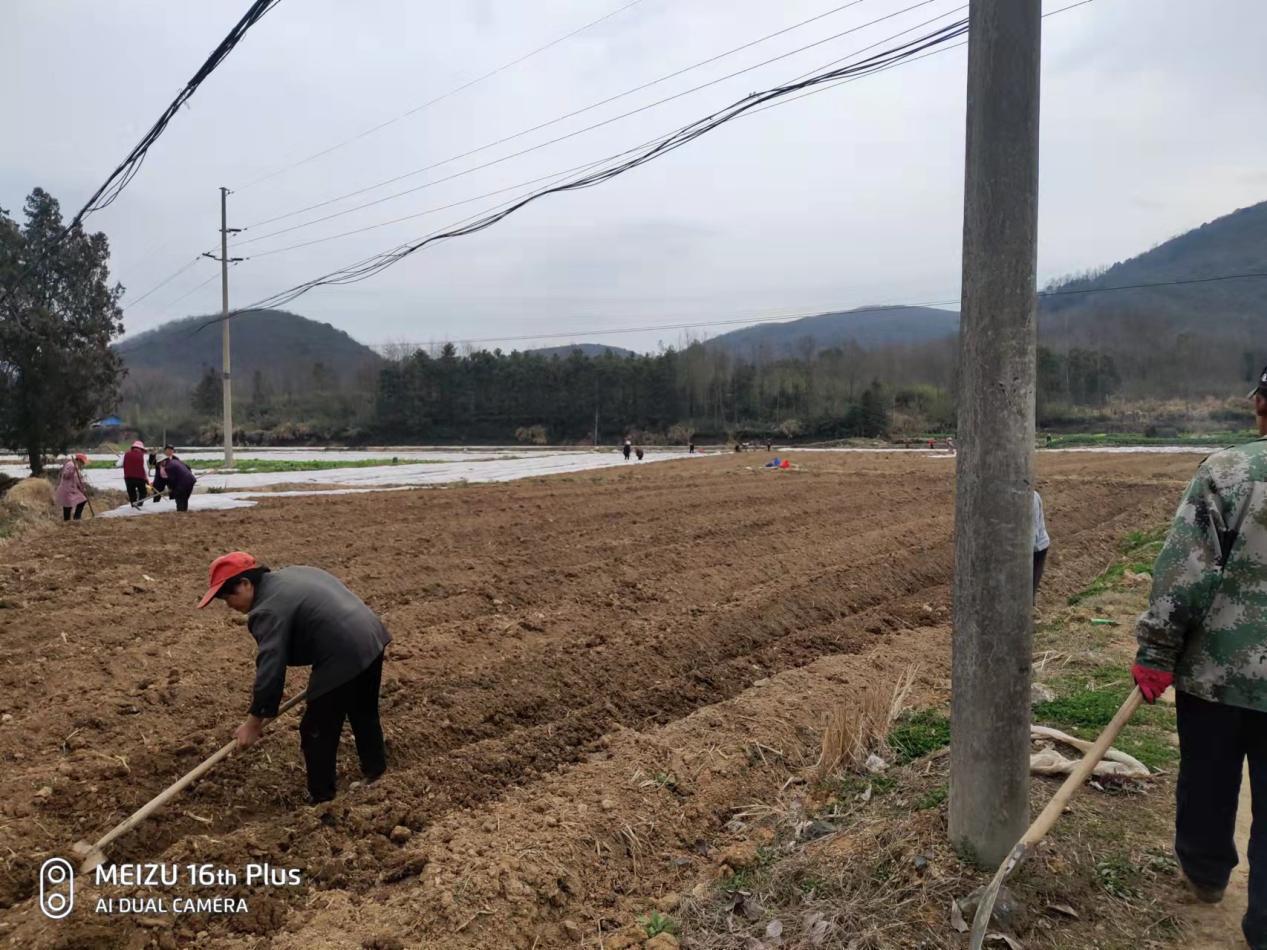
[70,692,307,874]
[968,687,1143,949]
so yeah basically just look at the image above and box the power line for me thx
[39,1,280,252]
[355,271,1267,349]
[235,2,979,263]
[119,0,1104,348]
[0,0,282,311]
[130,268,221,319]
[113,269,1267,359]
[119,257,203,308]
[239,135,665,257]
[368,300,964,349]
[228,20,975,317]
[238,0,956,233]
[235,0,648,191]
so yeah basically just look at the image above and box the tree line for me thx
[0,184,1235,470]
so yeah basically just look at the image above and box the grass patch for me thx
[915,785,947,810]
[1044,430,1253,448]
[829,774,897,806]
[888,709,950,764]
[1068,526,1165,605]
[1034,667,1178,770]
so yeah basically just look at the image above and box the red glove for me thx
[1132,664,1173,704]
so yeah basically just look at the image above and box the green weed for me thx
[641,911,678,938]
[888,709,951,764]
[1095,855,1138,899]
[915,785,948,810]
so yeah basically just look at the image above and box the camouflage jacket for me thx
[1135,437,1267,712]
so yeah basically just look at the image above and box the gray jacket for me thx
[246,566,391,717]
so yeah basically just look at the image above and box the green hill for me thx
[707,305,958,357]
[703,199,1267,397]
[524,343,638,359]
[1038,200,1267,395]
[115,309,382,387]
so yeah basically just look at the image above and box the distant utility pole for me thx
[203,187,243,466]
[949,0,1042,866]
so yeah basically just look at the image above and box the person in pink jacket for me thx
[54,453,90,521]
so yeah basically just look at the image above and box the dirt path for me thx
[1181,765,1252,948]
[0,450,1202,947]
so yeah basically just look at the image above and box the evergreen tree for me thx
[190,367,220,417]
[0,189,125,473]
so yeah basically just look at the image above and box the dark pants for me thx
[62,502,85,521]
[125,477,147,504]
[1032,547,1049,599]
[173,489,191,512]
[1175,691,1267,947]
[298,654,387,802]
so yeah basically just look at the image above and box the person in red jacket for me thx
[122,440,150,506]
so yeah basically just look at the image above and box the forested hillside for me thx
[103,200,1267,445]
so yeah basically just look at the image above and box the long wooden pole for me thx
[75,691,306,870]
[968,688,1144,947]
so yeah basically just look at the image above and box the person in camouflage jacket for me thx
[1134,367,1267,949]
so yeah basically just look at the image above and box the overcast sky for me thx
[4,0,1265,354]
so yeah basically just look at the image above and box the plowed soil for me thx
[0,450,1202,948]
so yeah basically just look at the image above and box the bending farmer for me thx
[55,453,90,521]
[1132,365,1267,950]
[198,552,392,804]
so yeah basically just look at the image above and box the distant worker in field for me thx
[635,446,644,461]
[623,439,632,461]
[1132,364,1267,948]
[122,440,150,506]
[198,552,391,804]
[1032,489,1050,599]
[55,453,89,522]
[688,440,696,455]
[147,451,168,504]
[162,448,197,512]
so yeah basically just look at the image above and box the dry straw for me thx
[813,666,916,782]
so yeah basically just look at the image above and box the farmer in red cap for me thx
[122,440,150,507]
[198,552,391,804]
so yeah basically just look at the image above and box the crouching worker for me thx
[197,551,392,804]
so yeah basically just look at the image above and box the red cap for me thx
[131,440,145,450]
[197,551,258,608]
[75,453,88,464]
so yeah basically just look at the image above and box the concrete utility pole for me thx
[205,188,243,466]
[949,0,1042,866]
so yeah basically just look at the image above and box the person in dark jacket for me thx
[198,552,392,803]
[122,440,150,505]
[147,452,168,504]
[163,448,197,511]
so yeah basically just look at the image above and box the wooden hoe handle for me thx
[86,691,308,857]
[968,687,1144,949]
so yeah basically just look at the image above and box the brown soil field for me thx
[0,450,1203,948]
